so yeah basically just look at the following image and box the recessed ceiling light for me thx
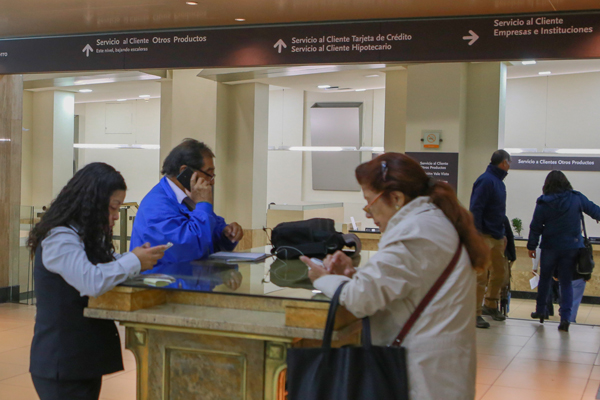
[522,60,537,65]
[78,89,92,93]
[185,1,198,5]
[539,71,551,75]
[139,95,151,98]
[117,99,127,102]
[317,85,331,89]
[364,74,379,78]
[235,18,245,22]
[355,89,367,92]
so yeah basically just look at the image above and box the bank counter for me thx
[84,247,374,400]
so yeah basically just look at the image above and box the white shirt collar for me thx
[166,177,187,204]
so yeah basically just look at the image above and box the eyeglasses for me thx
[197,169,216,182]
[363,192,384,214]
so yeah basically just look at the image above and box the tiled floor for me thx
[1,300,600,400]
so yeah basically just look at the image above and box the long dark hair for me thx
[542,170,573,195]
[28,162,127,264]
[355,153,489,271]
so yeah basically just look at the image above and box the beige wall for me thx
[31,91,75,207]
[20,91,33,206]
[76,99,160,204]
[383,70,407,153]
[215,82,269,230]
[460,62,507,206]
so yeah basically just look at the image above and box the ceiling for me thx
[25,58,600,104]
[0,0,599,39]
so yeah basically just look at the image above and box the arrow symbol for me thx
[273,39,287,53]
[462,30,479,46]
[82,44,94,57]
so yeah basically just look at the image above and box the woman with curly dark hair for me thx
[28,162,169,400]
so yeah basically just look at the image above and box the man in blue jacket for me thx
[131,139,244,269]
[470,149,511,328]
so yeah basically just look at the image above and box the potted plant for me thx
[511,217,523,238]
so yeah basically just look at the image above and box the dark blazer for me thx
[527,190,600,251]
[469,164,508,240]
[30,245,123,380]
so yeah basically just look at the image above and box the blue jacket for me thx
[469,164,508,240]
[130,177,237,269]
[527,190,600,250]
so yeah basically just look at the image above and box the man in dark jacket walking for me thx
[470,150,511,328]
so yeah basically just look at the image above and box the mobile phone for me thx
[176,168,194,191]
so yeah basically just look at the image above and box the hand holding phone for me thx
[188,172,213,204]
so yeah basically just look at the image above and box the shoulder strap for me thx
[581,213,589,240]
[392,243,463,347]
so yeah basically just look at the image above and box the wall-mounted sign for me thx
[422,130,441,149]
[0,11,600,73]
[511,155,600,171]
[406,152,459,190]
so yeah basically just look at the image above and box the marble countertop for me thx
[84,303,360,341]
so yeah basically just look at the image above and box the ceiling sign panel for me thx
[1,12,599,74]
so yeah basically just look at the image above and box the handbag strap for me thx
[391,243,463,347]
[322,281,349,348]
[581,213,589,240]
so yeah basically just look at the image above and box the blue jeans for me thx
[536,248,578,322]
[569,278,586,323]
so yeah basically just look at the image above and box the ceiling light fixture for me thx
[185,1,198,5]
[355,89,367,92]
[139,95,151,98]
[539,71,551,75]
[235,18,245,22]
[78,89,93,93]
[364,74,379,78]
[73,144,160,150]
[522,60,537,65]
[504,148,538,154]
[317,85,331,89]
[545,148,600,155]
[117,99,127,102]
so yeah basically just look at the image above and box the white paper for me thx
[529,273,540,290]
[208,252,269,261]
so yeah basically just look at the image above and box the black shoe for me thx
[547,305,554,316]
[482,305,506,321]
[558,321,570,332]
[476,316,490,329]
[531,311,548,323]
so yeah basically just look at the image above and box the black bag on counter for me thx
[270,218,361,259]
[577,214,595,275]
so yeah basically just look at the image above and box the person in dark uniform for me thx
[27,162,168,400]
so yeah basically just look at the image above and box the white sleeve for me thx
[41,227,141,298]
[313,240,421,319]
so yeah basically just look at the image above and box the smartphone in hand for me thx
[176,168,194,191]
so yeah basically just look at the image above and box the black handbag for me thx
[577,214,595,275]
[270,218,361,259]
[286,244,463,400]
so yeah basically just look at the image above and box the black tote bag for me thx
[286,244,463,400]
[577,214,595,275]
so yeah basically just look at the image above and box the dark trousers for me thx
[536,248,577,322]
[32,375,102,400]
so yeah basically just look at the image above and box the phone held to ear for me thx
[176,168,194,191]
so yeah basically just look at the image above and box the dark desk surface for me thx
[119,246,377,303]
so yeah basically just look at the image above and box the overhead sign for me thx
[511,155,600,171]
[0,11,599,73]
[406,152,459,190]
